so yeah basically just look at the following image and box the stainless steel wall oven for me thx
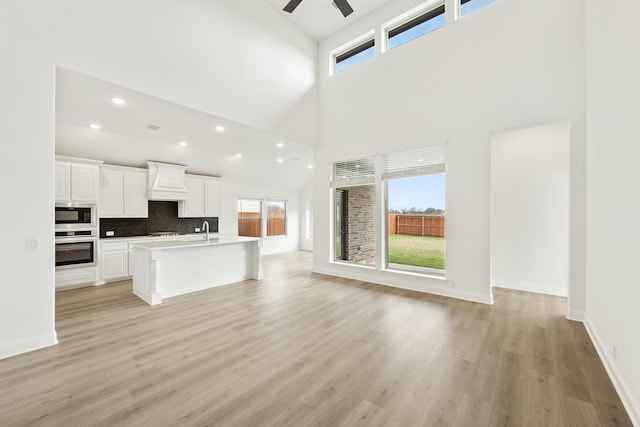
[55,230,97,269]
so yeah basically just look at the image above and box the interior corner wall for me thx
[299,181,314,251]
[490,121,570,297]
[314,0,586,306]
[0,3,57,359]
[585,0,640,423]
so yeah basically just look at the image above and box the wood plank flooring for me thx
[0,251,632,426]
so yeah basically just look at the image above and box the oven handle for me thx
[55,237,98,244]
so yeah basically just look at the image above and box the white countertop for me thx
[132,235,261,251]
[100,233,220,242]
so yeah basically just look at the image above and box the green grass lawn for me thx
[388,234,445,270]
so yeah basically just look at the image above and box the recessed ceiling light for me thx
[215,126,225,132]
[235,153,243,158]
[277,142,284,148]
[308,165,313,169]
[179,141,187,147]
[277,158,284,163]
[112,97,126,105]
[89,123,101,130]
[417,159,424,162]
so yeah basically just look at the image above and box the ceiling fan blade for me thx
[283,0,304,13]
[333,0,354,17]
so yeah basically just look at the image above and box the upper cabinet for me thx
[55,157,102,203]
[178,175,222,218]
[100,165,148,218]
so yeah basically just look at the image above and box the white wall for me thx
[219,183,300,255]
[0,3,57,358]
[585,0,640,423]
[14,0,318,144]
[0,0,316,360]
[490,121,569,296]
[314,0,586,307]
[299,181,314,251]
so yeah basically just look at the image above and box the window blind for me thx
[331,156,376,188]
[382,145,445,180]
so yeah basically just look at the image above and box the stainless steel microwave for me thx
[55,203,97,229]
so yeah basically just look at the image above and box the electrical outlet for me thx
[106,231,115,237]
[612,344,617,361]
[195,227,201,232]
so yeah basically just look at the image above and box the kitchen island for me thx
[131,236,262,305]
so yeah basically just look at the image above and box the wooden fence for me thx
[238,212,285,237]
[388,214,445,237]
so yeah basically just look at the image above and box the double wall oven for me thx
[55,204,98,270]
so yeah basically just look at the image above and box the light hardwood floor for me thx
[0,251,632,426]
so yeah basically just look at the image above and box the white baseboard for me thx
[583,316,640,426]
[0,331,58,360]
[566,309,585,322]
[492,279,568,297]
[312,265,493,305]
[262,246,299,255]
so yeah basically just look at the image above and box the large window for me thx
[460,0,500,18]
[238,198,287,238]
[330,149,446,275]
[385,3,445,51]
[384,146,446,275]
[331,157,376,267]
[238,198,262,238]
[266,200,287,237]
[332,32,375,75]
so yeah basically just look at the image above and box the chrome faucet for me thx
[202,221,210,241]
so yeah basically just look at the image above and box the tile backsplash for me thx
[99,201,218,238]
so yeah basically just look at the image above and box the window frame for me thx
[458,0,501,19]
[382,0,445,53]
[266,199,288,238]
[237,198,263,238]
[330,30,376,76]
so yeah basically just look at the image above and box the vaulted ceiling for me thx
[15,0,396,191]
[264,0,396,41]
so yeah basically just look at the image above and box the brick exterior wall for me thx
[346,185,376,265]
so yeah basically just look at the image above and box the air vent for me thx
[146,124,160,130]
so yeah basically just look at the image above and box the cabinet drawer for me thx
[101,241,129,252]
[56,267,97,288]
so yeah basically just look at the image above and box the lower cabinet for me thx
[55,266,98,290]
[100,241,130,281]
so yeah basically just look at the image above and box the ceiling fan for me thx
[283,0,354,17]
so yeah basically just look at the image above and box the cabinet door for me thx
[123,171,148,217]
[55,162,71,202]
[100,169,124,217]
[179,177,205,217]
[101,251,128,280]
[204,180,221,216]
[71,164,99,202]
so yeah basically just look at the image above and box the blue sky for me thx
[388,174,445,211]
[335,0,500,73]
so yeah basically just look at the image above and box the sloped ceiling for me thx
[265,0,396,41]
[55,69,314,191]
[12,0,320,191]
[15,0,318,142]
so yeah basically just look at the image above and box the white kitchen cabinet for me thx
[101,168,124,216]
[55,266,98,290]
[100,165,148,218]
[178,175,222,218]
[55,156,102,203]
[101,251,128,280]
[55,162,71,201]
[100,240,130,281]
